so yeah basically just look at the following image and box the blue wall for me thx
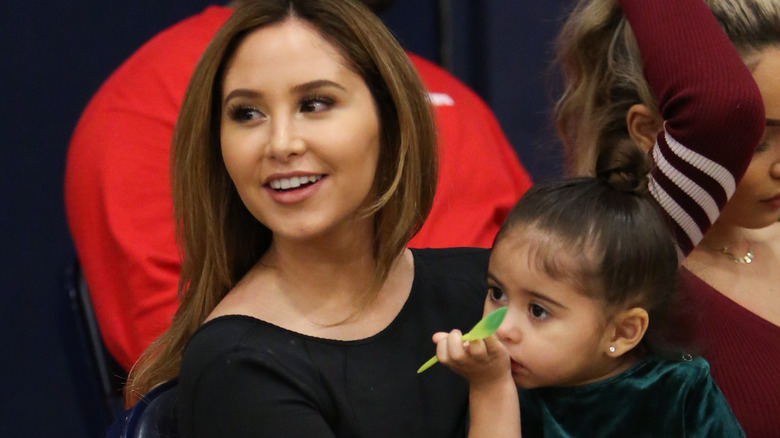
[0,1,567,436]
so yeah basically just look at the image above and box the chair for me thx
[65,260,127,426]
[65,260,179,438]
[118,379,179,438]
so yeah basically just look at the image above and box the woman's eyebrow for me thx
[766,118,780,127]
[292,79,346,94]
[223,88,260,104]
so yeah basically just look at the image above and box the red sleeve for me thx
[63,7,232,370]
[406,53,533,249]
[617,0,765,257]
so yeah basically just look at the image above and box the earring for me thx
[609,346,616,353]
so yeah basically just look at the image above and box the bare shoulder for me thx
[205,264,275,323]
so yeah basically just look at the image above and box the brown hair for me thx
[554,0,780,177]
[494,144,680,357]
[125,0,437,404]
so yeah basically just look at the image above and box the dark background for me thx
[0,1,568,436]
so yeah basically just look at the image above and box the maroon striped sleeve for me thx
[617,0,765,257]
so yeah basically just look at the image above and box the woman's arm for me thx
[619,0,765,257]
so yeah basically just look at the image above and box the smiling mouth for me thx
[268,175,323,191]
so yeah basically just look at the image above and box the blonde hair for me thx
[554,0,780,177]
[125,0,437,405]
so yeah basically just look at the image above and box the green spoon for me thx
[417,306,508,374]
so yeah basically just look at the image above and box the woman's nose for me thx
[267,116,305,162]
[770,160,780,179]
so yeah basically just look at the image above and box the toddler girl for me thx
[434,147,743,436]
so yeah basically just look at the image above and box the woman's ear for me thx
[626,104,663,153]
[604,307,649,357]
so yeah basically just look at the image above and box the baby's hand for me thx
[432,330,510,386]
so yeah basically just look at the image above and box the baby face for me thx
[485,229,619,389]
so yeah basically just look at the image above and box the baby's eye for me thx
[529,303,549,320]
[300,95,334,113]
[227,104,263,122]
[487,287,507,303]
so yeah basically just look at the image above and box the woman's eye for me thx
[487,287,507,303]
[300,95,334,113]
[529,303,549,320]
[227,105,263,122]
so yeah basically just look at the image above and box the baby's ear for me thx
[604,307,649,357]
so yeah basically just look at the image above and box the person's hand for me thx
[432,330,511,386]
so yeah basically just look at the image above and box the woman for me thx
[125,0,488,436]
[554,0,777,435]
[675,5,780,434]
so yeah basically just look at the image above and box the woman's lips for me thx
[264,175,326,204]
[760,193,780,210]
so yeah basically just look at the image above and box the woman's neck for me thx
[257,240,412,339]
[209,212,415,339]
[263,221,380,308]
[697,220,751,255]
[684,220,780,326]
[265,234,376,296]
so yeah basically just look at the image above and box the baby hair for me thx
[494,142,679,357]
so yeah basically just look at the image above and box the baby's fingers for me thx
[464,338,489,361]
[435,329,463,365]
[482,334,506,355]
[432,332,449,343]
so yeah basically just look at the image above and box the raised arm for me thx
[619,0,765,257]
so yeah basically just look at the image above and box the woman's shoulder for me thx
[401,248,488,324]
[411,247,490,274]
[179,315,325,389]
[182,315,278,361]
[410,247,490,293]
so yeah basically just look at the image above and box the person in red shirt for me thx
[64,1,531,372]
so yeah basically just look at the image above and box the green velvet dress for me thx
[518,356,744,437]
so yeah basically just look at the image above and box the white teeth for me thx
[269,175,322,191]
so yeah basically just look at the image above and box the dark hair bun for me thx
[595,140,650,195]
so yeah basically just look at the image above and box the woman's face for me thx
[220,19,381,243]
[719,46,780,229]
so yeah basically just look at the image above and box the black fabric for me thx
[107,379,179,438]
[178,247,489,438]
